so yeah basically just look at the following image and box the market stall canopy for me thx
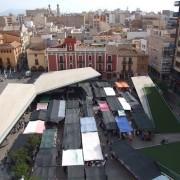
[118,97,131,111]
[63,123,81,150]
[85,166,106,180]
[82,132,103,161]
[104,87,116,96]
[36,102,48,110]
[23,120,45,134]
[40,129,57,149]
[118,110,126,117]
[99,101,110,112]
[30,110,48,121]
[68,166,85,180]
[65,109,80,124]
[80,117,97,133]
[62,149,84,166]
[115,116,133,133]
[106,96,123,111]
[102,111,117,130]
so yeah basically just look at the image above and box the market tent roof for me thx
[111,141,161,180]
[115,116,133,133]
[23,120,45,134]
[34,67,101,94]
[85,166,106,180]
[65,109,80,124]
[68,166,85,180]
[94,81,110,87]
[99,101,110,112]
[62,149,84,166]
[106,97,123,111]
[36,103,48,110]
[102,111,117,130]
[47,100,66,123]
[30,110,48,121]
[0,83,36,144]
[92,85,106,98]
[40,129,57,149]
[66,100,79,109]
[104,87,116,96]
[82,101,94,117]
[80,117,97,133]
[131,76,155,120]
[121,92,139,107]
[79,82,93,98]
[82,132,103,161]
[132,112,155,130]
[63,123,81,150]
[35,148,57,167]
[118,97,131,111]
[115,81,129,89]
[118,110,126,117]
[33,167,57,179]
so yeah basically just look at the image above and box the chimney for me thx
[57,4,60,17]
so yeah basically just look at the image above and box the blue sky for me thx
[0,0,177,13]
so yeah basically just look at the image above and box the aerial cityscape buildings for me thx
[0,1,180,180]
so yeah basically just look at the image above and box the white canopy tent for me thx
[82,132,103,161]
[118,97,131,111]
[103,87,116,96]
[23,120,45,134]
[62,149,84,166]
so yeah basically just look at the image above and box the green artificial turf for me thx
[144,87,180,133]
[141,142,180,175]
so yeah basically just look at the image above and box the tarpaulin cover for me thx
[118,97,131,111]
[94,81,110,87]
[92,85,106,98]
[66,100,79,109]
[102,111,117,130]
[40,129,57,149]
[33,167,57,179]
[36,103,48,110]
[115,117,133,133]
[99,101,110,112]
[85,166,106,180]
[62,149,84,166]
[103,87,116,96]
[48,100,66,123]
[106,97,123,111]
[79,82,93,98]
[121,92,139,107]
[65,109,80,124]
[82,100,94,117]
[80,117,97,133]
[82,132,103,161]
[30,110,48,121]
[63,123,81,150]
[118,110,126,117]
[34,148,57,167]
[23,120,45,134]
[68,166,85,179]
[111,141,161,179]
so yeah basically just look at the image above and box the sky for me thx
[0,0,177,13]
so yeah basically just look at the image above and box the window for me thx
[35,59,39,65]
[7,58,10,64]
[69,64,73,69]
[107,64,112,71]
[88,64,92,67]
[69,45,72,51]
[128,57,133,64]
[79,56,83,63]
[59,64,64,70]
[34,54,37,57]
[107,56,112,63]
[0,58,2,65]
[69,56,73,63]
[98,64,103,71]
[175,61,180,68]
[98,56,102,63]
[89,55,92,61]
[59,56,64,63]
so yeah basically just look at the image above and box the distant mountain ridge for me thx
[0,9,25,16]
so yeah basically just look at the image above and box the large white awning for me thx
[0,84,36,144]
[131,76,155,119]
[62,149,84,166]
[82,132,103,161]
[34,67,101,94]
